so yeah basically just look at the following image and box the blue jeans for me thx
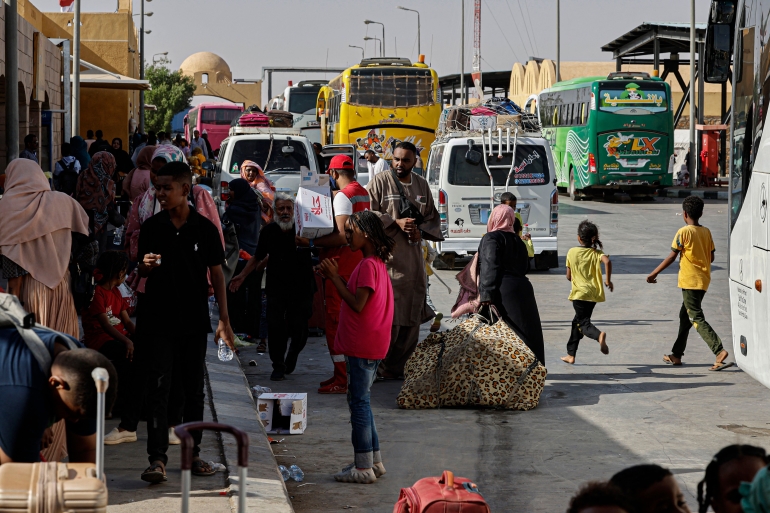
[346,356,381,469]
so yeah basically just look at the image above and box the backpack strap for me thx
[0,294,78,373]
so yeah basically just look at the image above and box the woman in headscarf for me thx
[188,147,205,176]
[240,160,275,224]
[75,151,117,249]
[70,135,91,170]
[122,145,156,202]
[477,204,545,364]
[125,145,223,291]
[223,178,262,340]
[0,159,89,338]
[110,138,134,200]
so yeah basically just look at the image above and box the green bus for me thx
[538,72,674,199]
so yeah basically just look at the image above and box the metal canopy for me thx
[439,71,512,104]
[601,22,707,60]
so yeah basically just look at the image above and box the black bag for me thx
[69,234,99,312]
[55,159,79,196]
[389,168,425,226]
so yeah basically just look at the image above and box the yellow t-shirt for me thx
[515,212,535,258]
[566,247,607,303]
[673,225,714,290]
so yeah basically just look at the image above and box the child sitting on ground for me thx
[647,196,731,371]
[319,211,395,485]
[561,220,612,364]
[81,250,135,411]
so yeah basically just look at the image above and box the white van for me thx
[425,127,559,269]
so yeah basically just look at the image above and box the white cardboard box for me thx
[256,393,307,434]
[295,186,334,239]
[469,115,497,131]
[299,165,319,186]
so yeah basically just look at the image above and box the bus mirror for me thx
[704,23,733,83]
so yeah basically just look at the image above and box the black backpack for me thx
[56,159,79,195]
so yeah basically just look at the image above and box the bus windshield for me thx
[348,68,433,108]
[230,139,311,173]
[201,108,242,125]
[448,145,550,186]
[598,82,669,115]
[288,90,321,114]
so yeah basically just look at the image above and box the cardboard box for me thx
[470,115,497,131]
[256,393,307,434]
[299,165,319,186]
[497,114,522,128]
[295,186,334,239]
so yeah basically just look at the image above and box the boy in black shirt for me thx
[136,161,235,483]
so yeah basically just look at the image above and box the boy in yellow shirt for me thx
[500,192,535,257]
[647,196,731,370]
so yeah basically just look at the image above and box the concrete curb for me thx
[206,343,294,513]
[661,188,728,200]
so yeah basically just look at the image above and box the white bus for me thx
[268,80,326,144]
[705,0,770,387]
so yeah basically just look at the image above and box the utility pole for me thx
[472,0,482,100]
[139,0,145,134]
[5,0,19,161]
[72,0,81,137]
[556,0,560,81]
[689,0,695,189]
[460,0,465,105]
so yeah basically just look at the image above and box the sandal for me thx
[710,361,734,372]
[192,459,216,477]
[141,462,167,483]
[663,355,682,366]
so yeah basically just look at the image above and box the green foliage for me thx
[144,59,196,133]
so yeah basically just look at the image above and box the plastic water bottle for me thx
[289,464,304,482]
[113,226,124,246]
[217,339,234,362]
[208,296,216,318]
[278,465,290,482]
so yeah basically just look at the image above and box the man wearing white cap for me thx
[201,129,214,158]
[190,129,209,160]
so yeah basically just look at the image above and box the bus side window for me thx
[552,106,559,127]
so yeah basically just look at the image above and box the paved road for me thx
[239,197,768,512]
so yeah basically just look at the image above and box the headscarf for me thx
[225,178,261,255]
[741,465,770,513]
[136,144,157,171]
[0,159,89,289]
[191,147,203,157]
[110,137,134,173]
[228,178,260,214]
[152,144,186,164]
[487,204,516,233]
[70,135,91,169]
[240,160,275,223]
[75,151,116,234]
[123,145,156,202]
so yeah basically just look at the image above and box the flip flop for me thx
[192,459,216,477]
[709,361,734,372]
[141,463,167,484]
[663,355,683,366]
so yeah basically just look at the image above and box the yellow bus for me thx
[316,56,441,161]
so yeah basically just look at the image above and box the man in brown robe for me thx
[368,141,443,378]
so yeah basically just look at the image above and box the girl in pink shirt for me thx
[319,211,395,485]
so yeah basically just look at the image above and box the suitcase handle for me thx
[439,470,455,489]
[175,422,249,513]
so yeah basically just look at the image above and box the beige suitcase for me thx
[0,462,107,512]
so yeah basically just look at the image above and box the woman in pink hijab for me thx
[122,145,156,202]
[240,160,275,224]
[477,204,545,364]
[0,159,90,338]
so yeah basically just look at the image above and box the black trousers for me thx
[227,261,262,337]
[142,332,207,466]
[97,339,131,415]
[566,300,602,356]
[267,295,311,373]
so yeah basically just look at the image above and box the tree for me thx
[144,58,196,134]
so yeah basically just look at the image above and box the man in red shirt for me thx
[297,155,369,393]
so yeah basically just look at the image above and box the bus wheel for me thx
[569,170,579,201]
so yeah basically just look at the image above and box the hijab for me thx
[110,137,134,173]
[75,151,116,234]
[152,144,186,164]
[487,204,516,233]
[240,159,275,223]
[226,178,261,256]
[136,145,157,170]
[123,145,156,202]
[0,159,89,289]
[227,178,260,214]
[70,135,91,169]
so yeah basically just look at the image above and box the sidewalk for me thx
[103,337,294,512]
[660,185,728,200]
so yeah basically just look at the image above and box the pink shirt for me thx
[335,256,394,360]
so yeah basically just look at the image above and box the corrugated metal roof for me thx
[602,22,708,58]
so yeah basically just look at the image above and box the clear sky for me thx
[41,0,712,104]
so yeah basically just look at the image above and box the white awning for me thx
[70,59,151,91]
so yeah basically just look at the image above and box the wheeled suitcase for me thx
[238,113,270,127]
[308,274,326,337]
[393,470,490,513]
[267,110,294,128]
[175,422,248,513]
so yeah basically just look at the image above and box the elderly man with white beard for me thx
[229,193,315,381]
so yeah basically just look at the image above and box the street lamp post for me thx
[364,37,382,58]
[349,45,364,60]
[397,6,420,56]
[364,20,385,56]
[72,0,81,138]
[137,0,153,134]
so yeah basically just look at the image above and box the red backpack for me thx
[393,471,490,513]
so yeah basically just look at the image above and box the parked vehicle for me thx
[184,103,244,152]
[212,126,319,216]
[319,144,369,186]
[425,107,558,269]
